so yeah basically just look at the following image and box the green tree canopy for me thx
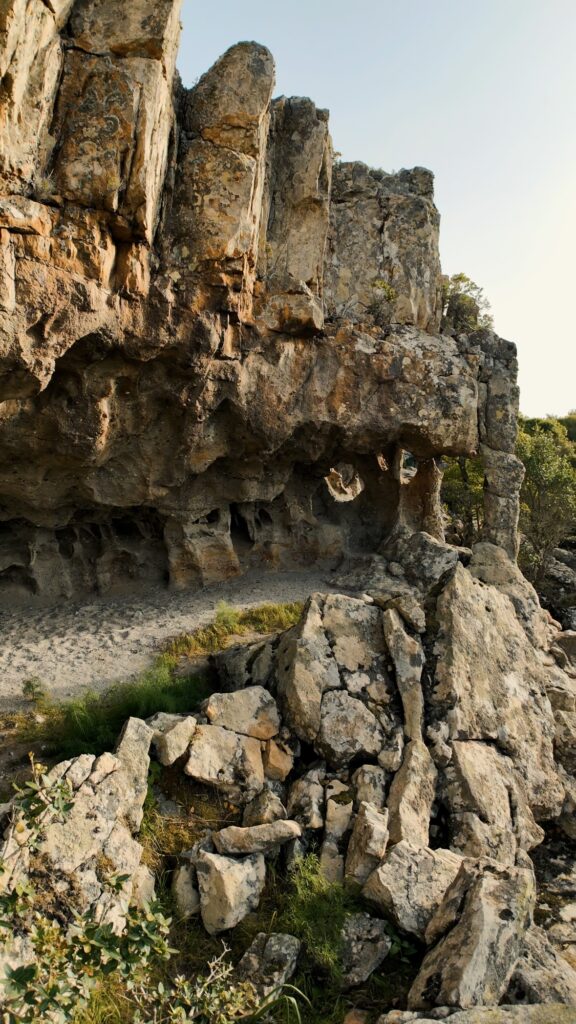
[516,425,576,581]
[441,272,494,333]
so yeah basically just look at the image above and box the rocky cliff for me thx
[0,0,521,604]
[2,6,576,1021]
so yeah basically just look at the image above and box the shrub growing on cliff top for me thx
[441,272,494,333]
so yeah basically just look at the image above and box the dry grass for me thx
[164,600,303,657]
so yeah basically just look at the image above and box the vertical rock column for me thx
[167,42,275,322]
[477,332,523,558]
[0,0,75,194]
[254,97,333,334]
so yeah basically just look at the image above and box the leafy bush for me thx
[441,272,493,333]
[0,764,302,1024]
[517,425,576,581]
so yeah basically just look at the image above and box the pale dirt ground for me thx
[0,569,342,711]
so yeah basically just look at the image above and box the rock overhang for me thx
[0,12,521,602]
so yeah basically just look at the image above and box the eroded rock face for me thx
[0,4,522,604]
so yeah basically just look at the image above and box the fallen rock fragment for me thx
[154,715,197,766]
[287,767,325,829]
[235,932,301,996]
[204,686,280,739]
[317,690,384,765]
[345,801,389,885]
[382,607,425,740]
[172,863,200,919]
[504,924,576,1005]
[320,778,354,881]
[195,850,266,934]
[387,740,437,847]
[409,858,536,1009]
[378,1006,576,1022]
[242,789,287,826]
[363,841,462,940]
[184,724,264,802]
[213,819,301,855]
[341,912,391,988]
[352,764,388,808]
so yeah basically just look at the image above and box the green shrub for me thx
[22,662,211,760]
[279,855,356,981]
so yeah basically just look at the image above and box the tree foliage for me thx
[441,272,494,333]
[516,423,576,581]
[441,416,576,583]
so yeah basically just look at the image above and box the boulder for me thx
[352,765,388,809]
[382,606,425,740]
[363,842,462,940]
[409,859,536,1009]
[345,802,389,885]
[242,789,287,826]
[287,767,325,829]
[184,725,264,803]
[131,864,156,909]
[204,686,280,739]
[379,1007,576,1023]
[320,779,354,881]
[387,740,437,847]
[433,564,563,820]
[263,737,295,781]
[213,820,301,855]
[317,690,385,766]
[445,740,544,865]
[195,850,266,934]
[276,595,340,744]
[341,912,392,988]
[504,925,576,1005]
[235,932,301,996]
[172,864,200,919]
[154,715,197,766]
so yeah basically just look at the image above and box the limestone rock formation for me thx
[0,1,521,604]
[2,4,576,1021]
[2,558,576,1015]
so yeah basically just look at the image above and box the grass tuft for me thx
[21,660,211,760]
[164,601,303,657]
[279,854,359,981]
[11,601,303,764]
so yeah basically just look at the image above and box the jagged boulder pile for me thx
[2,537,576,1019]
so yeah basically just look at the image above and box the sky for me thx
[177,0,576,417]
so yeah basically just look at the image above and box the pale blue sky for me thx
[178,0,576,417]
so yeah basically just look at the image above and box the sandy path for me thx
[0,570,341,711]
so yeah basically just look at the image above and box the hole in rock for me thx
[0,564,38,595]
[230,504,254,554]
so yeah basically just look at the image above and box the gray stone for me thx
[363,842,462,940]
[196,850,266,934]
[341,912,391,988]
[204,686,280,739]
[345,802,389,885]
[213,820,301,855]
[235,932,301,996]
[409,859,536,1010]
